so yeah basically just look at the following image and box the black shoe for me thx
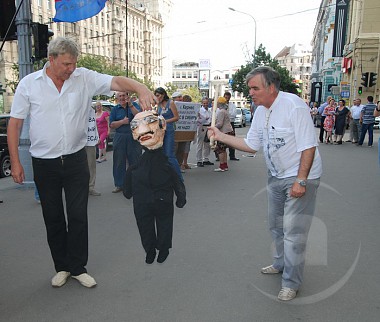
[157,250,169,263]
[230,157,240,161]
[145,249,156,264]
[197,162,204,167]
[203,161,214,165]
[215,158,219,161]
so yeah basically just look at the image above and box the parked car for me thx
[242,108,252,123]
[374,116,380,129]
[234,108,246,128]
[92,100,116,149]
[0,114,11,178]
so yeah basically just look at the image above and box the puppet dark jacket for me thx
[123,147,186,208]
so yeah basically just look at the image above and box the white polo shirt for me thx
[10,64,112,158]
[245,91,322,179]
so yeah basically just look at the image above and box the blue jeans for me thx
[358,123,374,146]
[163,128,183,181]
[267,175,320,289]
[113,131,142,187]
[34,184,40,201]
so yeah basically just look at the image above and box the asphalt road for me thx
[1,126,379,322]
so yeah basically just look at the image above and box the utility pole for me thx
[16,0,34,187]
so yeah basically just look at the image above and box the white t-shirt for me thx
[244,91,322,179]
[86,108,99,147]
[10,64,113,158]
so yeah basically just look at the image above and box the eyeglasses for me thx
[130,115,159,130]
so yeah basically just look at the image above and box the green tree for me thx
[232,44,298,99]
[181,86,202,103]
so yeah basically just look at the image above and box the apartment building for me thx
[0,0,168,112]
[275,43,312,102]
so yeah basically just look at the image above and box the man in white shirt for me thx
[224,92,239,161]
[349,98,364,144]
[196,98,213,167]
[7,37,156,289]
[208,66,322,301]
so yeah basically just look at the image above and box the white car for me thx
[234,109,246,128]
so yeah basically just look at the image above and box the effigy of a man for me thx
[123,111,186,264]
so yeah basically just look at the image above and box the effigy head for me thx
[130,111,166,150]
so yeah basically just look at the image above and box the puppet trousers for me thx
[133,201,174,253]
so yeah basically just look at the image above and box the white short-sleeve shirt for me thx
[10,64,113,158]
[244,91,322,179]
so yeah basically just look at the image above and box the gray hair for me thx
[245,66,281,92]
[48,37,80,58]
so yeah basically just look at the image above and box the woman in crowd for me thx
[179,94,193,171]
[323,98,336,144]
[95,101,110,162]
[213,97,233,172]
[154,87,183,181]
[333,99,350,144]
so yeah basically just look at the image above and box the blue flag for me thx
[53,0,108,23]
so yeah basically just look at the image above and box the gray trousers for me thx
[267,175,320,290]
[85,146,96,190]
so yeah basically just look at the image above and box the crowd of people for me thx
[314,95,378,147]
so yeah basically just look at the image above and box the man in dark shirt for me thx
[358,95,376,147]
[109,91,141,192]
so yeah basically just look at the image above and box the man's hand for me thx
[207,126,222,142]
[11,161,25,184]
[289,182,306,198]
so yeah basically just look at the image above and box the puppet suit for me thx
[123,147,186,263]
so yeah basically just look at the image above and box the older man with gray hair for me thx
[7,37,156,288]
[208,66,322,301]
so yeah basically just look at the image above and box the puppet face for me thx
[131,111,166,150]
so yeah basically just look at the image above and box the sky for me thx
[163,0,322,70]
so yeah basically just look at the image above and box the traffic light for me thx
[358,86,363,95]
[32,23,54,60]
[369,72,377,87]
[361,72,369,87]
[0,0,17,41]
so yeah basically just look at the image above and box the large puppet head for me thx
[130,111,166,150]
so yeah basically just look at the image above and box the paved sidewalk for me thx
[1,128,379,321]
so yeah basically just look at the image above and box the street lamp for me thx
[228,7,257,67]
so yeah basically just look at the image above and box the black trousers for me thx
[229,122,236,159]
[133,201,174,253]
[32,148,90,275]
[319,116,326,142]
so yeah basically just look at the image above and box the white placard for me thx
[175,102,201,131]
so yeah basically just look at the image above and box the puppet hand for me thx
[176,198,186,208]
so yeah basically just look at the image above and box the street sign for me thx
[340,91,350,98]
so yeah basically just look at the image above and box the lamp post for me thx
[228,7,257,67]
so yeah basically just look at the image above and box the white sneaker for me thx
[51,271,70,288]
[277,287,297,301]
[89,189,101,196]
[72,273,97,288]
[214,168,225,172]
[261,265,281,274]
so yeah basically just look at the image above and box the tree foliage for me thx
[232,44,298,99]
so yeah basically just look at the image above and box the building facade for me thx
[340,0,380,102]
[0,0,168,113]
[275,43,312,102]
[310,0,380,105]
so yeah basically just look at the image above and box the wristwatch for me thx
[295,178,307,187]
